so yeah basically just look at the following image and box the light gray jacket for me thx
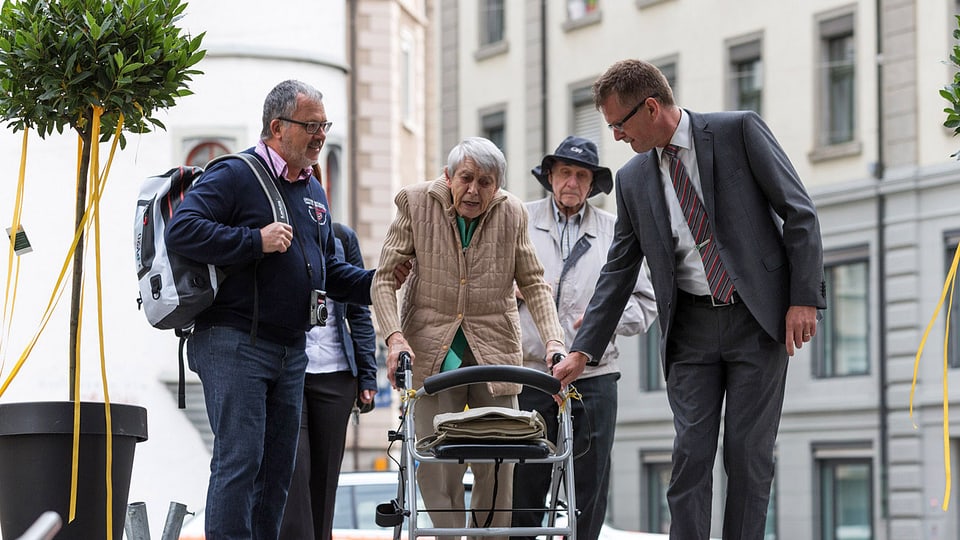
[519,197,657,378]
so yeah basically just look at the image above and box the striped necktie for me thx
[662,144,735,303]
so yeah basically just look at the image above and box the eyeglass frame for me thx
[278,116,333,135]
[606,94,658,132]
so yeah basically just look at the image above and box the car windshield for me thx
[333,483,400,530]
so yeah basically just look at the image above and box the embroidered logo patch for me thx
[308,199,328,225]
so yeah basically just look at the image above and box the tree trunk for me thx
[69,114,93,400]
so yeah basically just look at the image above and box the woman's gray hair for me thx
[446,137,507,188]
[260,80,324,140]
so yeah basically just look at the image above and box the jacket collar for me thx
[428,176,507,223]
[531,197,602,241]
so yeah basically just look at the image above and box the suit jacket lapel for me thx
[689,111,717,218]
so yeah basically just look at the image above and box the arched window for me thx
[323,144,345,221]
[185,140,231,167]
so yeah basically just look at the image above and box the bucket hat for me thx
[531,135,612,197]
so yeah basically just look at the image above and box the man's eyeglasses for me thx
[278,117,333,135]
[606,94,657,132]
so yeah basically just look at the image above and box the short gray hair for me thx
[260,80,324,140]
[446,137,507,188]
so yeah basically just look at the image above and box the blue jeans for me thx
[188,326,308,540]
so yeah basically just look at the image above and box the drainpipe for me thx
[540,0,548,158]
[347,0,361,471]
[874,0,889,535]
[347,0,359,231]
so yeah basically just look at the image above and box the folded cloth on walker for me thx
[416,406,550,451]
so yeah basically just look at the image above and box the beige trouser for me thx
[414,383,518,540]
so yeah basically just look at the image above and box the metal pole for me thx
[13,511,61,540]
[160,501,191,540]
[124,501,151,540]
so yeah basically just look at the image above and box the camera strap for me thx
[306,182,327,287]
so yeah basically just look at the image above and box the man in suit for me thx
[554,59,826,540]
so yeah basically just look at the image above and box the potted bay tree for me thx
[0,0,204,538]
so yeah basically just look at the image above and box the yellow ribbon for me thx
[0,107,123,536]
[910,242,960,511]
[558,384,582,414]
[0,130,30,369]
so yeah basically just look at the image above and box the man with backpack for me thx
[165,80,373,540]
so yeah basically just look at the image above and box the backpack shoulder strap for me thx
[231,153,290,225]
[205,153,290,225]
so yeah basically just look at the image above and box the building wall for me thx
[0,0,360,533]
[442,0,960,538]
[345,0,437,471]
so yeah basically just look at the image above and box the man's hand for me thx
[572,314,584,331]
[785,305,817,356]
[260,222,293,253]
[385,332,415,388]
[393,259,414,289]
[550,345,589,389]
[358,388,376,404]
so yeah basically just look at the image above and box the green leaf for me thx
[0,0,205,140]
[84,11,102,41]
[120,61,144,75]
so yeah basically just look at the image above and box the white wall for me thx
[0,0,349,535]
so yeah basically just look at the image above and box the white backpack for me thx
[134,153,288,406]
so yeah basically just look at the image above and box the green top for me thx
[440,216,478,372]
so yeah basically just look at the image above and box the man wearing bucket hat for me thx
[511,136,657,540]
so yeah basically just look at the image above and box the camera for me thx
[309,289,328,327]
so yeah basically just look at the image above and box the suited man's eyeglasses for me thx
[279,117,333,135]
[606,94,657,132]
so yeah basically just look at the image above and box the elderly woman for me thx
[372,137,569,537]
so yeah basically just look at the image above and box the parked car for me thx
[179,470,671,539]
[179,470,426,540]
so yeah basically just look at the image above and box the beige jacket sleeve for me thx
[371,189,414,341]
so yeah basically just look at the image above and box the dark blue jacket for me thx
[330,223,377,392]
[165,149,373,347]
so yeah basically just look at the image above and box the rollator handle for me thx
[396,351,413,390]
[550,352,565,370]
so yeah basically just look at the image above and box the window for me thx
[946,231,960,368]
[766,474,778,540]
[642,455,672,534]
[564,0,601,30]
[653,58,678,102]
[818,459,873,540]
[400,31,414,126]
[481,109,506,156]
[567,0,598,20]
[571,86,603,153]
[818,13,855,146]
[322,145,344,221]
[728,38,763,114]
[184,139,231,167]
[642,323,663,391]
[479,0,505,47]
[814,248,869,378]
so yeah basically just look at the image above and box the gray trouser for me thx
[665,296,787,540]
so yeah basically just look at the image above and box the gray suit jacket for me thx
[572,110,826,368]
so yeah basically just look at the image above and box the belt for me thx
[676,289,740,308]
